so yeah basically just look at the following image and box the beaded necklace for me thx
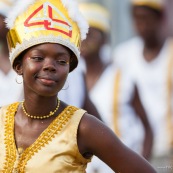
[21,99,60,119]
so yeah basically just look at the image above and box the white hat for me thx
[79,3,110,33]
[131,0,163,10]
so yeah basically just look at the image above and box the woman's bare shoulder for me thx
[77,112,118,155]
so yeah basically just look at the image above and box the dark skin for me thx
[0,14,11,74]
[132,6,166,62]
[131,85,153,160]
[14,43,156,172]
[82,75,102,121]
[81,27,109,90]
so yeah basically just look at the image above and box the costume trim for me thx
[8,35,80,68]
[113,70,121,136]
[166,39,173,146]
[131,0,163,11]
[2,103,78,172]
[3,102,19,173]
[79,3,110,33]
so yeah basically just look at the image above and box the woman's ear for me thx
[14,62,23,75]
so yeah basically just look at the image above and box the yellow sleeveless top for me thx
[0,102,91,173]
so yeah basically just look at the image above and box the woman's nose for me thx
[43,59,56,72]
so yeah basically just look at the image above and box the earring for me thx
[15,74,23,84]
[62,81,69,90]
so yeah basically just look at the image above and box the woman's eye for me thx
[30,57,43,61]
[57,60,69,65]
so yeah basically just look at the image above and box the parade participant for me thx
[0,0,157,172]
[58,58,102,120]
[113,0,173,172]
[79,3,153,173]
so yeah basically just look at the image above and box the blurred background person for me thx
[0,0,23,106]
[79,2,121,127]
[79,2,153,172]
[58,61,101,120]
[79,3,115,172]
[57,0,101,121]
[113,0,173,171]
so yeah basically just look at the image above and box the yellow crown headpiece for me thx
[131,0,163,11]
[79,3,110,33]
[6,0,89,72]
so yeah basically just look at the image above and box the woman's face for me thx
[15,43,71,97]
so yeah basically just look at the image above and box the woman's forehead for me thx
[26,43,70,54]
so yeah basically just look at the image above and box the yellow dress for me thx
[0,103,91,173]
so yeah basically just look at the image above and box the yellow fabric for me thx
[131,0,163,10]
[0,103,91,173]
[79,3,110,33]
[166,39,173,147]
[113,70,121,137]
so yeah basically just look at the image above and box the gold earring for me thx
[15,74,23,84]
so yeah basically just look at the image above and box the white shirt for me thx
[113,37,173,156]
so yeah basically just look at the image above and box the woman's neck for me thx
[23,95,59,119]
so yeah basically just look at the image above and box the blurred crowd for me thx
[0,0,173,172]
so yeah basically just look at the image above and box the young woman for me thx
[0,0,157,172]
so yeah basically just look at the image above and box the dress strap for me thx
[166,38,173,147]
[112,69,121,136]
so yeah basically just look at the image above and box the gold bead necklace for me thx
[21,99,60,119]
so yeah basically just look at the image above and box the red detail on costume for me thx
[24,5,45,26]
[24,4,72,37]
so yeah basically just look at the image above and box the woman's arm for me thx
[82,72,102,121]
[77,113,157,173]
[131,85,153,160]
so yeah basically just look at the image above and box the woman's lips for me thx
[37,77,57,86]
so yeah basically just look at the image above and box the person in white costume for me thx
[113,0,173,172]
[59,65,85,108]
[58,60,101,120]
[79,2,153,173]
[79,4,118,172]
[0,0,23,106]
